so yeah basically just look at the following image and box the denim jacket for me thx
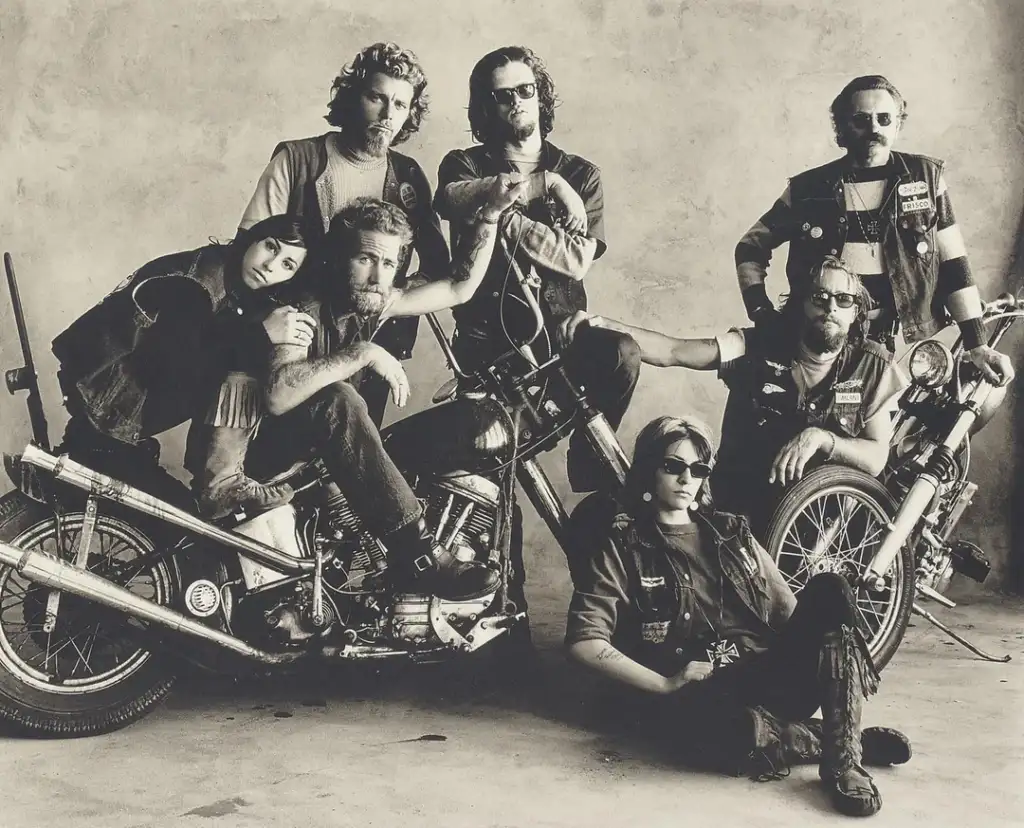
[785,151,947,342]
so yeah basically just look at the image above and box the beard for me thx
[804,319,849,353]
[358,127,392,157]
[350,287,389,316]
[495,115,537,143]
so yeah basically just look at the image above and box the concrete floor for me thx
[0,589,1021,828]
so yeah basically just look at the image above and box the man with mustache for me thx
[432,46,641,652]
[560,258,906,534]
[735,75,1013,389]
[239,42,450,425]
[225,192,523,600]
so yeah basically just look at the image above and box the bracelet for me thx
[476,208,501,225]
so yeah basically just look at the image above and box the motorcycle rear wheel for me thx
[764,466,914,671]
[0,491,177,736]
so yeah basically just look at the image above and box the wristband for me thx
[959,317,986,351]
[476,208,502,225]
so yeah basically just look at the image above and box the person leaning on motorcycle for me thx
[49,214,316,507]
[559,258,908,536]
[734,74,1014,389]
[565,415,911,818]
[199,185,525,601]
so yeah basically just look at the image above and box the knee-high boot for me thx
[818,625,883,817]
[195,425,295,519]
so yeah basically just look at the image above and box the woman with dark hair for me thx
[50,214,315,505]
[566,415,911,818]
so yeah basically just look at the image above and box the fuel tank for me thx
[381,393,515,476]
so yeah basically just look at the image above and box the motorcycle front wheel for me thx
[0,492,178,736]
[764,466,914,671]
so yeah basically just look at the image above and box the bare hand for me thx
[357,343,410,408]
[667,660,714,692]
[262,306,317,348]
[548,173,588,235]
[481,173,529,221]
[967,345,1015,387]
[557,310,601,349]
[769,427,831,487]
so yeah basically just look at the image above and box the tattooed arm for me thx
[264,340,409,416]
[569,640,712,693]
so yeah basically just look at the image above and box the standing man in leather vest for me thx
[734,75,1012,388]
[239,42,451,425]
[559,258,907,534]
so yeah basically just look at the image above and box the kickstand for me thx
[911,602,1012,663]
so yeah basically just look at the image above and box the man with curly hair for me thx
[239,42,451,424]
[734,75,1013,389]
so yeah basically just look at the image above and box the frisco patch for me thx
[640,575,666,589]
[901,197,932,213]
[641,620,670,642]
[898,181,929,197]
[399,182,419,211]
[835,391,862,404]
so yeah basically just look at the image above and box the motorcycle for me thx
[0,251,629,736]
[763,292,1022,670]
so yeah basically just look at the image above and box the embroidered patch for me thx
[399,182,419,211]
[898,181,928,197]
[835,391,862,404]
[834,378,864,390]
[640,575,666,589]
[641,620,670,642]
[901,197,932,213]
[761,383,786,395]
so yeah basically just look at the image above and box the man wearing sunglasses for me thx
[734,75,1013,390]
[560,257,907,535]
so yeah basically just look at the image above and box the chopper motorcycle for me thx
[763,292,1022,670]
[0,251,629,736]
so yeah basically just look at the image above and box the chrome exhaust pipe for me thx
[0,540,301,665]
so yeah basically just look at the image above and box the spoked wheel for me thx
[764,466,914,671]
[0,492,178,736]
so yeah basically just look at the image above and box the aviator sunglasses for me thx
[850,111,894,129]
[809,288,860,310]
[659,458,712,479]
[490,82,537,106]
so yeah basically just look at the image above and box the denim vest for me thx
[714,324,892,518]
[51,246,244,444]
[785,151,947,342]
[269,134,450,360]
[612,510,773,676]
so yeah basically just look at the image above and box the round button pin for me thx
[916,241,929,254]
[802,222,811,232]
[810,226,823,239]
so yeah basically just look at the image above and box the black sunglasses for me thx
[659,458,712,479]
[491,83,537,106]
[810,288,859,310]
[850,111,894,129]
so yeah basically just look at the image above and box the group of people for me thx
[51,42,1015,819]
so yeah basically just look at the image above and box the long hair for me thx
[228,214,315,299]
[467,45,558,144]
[324,42,429,146]
[830,74,908,149]
[779,255,872,346]
[622,415,717,518]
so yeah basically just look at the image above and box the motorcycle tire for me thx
[0,491,177,737]
[764,465,914,672]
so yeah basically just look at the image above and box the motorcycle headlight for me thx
[908,340,953,388]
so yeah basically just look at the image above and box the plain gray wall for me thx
[1,1,1022,602]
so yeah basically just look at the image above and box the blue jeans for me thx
[246,383,421,536]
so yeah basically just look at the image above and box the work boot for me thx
[386,516,499,601]
[818,625,883,817]
[792,720,912,768]
[195,425,294,519]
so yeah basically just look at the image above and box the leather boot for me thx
[195,425,294,519]
[385,516,499,601]
[791,720,912,768]
[818,625,883,817]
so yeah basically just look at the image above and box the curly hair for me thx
[623,415,718,518]
[324,42,429,146]
[467,45,558,144]
[325,196,414,263]
[780,255,872,344]
[830,75,908,149]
